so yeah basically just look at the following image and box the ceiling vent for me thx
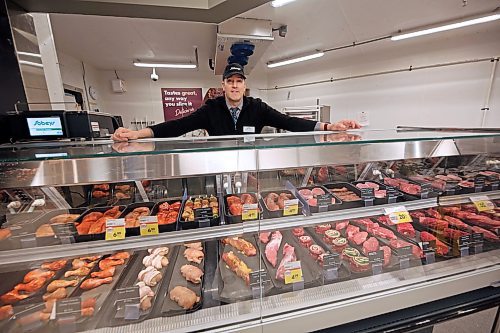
[215,17,274,76]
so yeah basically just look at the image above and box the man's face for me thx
[222,75,246,103]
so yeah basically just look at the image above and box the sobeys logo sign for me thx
[33,120,56,126]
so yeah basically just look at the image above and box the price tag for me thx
[386,186,398,204]
[105,218,126,241]
[470,196,495,212]
[56,297,81,318]
[419,240,436,264]
[115,286,140,320]
[457,235,471,257]
[420,183,431,199]
[194,207,213,219]
[395,245,412,258]
[322,253,340,268]
[249,269,271,286]
[471,232,484,254]
[384,206,412,224]
[283,199,299,216]
[139,216,159,236]
[242,203,258,221]
[368,250,384,264]
[52,223,77,237]
[474,175,486,192]
[284,261,303,285]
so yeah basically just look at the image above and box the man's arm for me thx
[259,100,316,132]
[112,106,209,141]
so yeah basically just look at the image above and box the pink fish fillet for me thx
[276,243,297,280]
[265,231,282,267]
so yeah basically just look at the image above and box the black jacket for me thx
[149,96,316,137]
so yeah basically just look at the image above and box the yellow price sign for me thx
[139,216,159,236]
[384,206,411,224]
[105,218,126,241]
[283,199,299,216]
[470,196,495,212]
[242,203,259,221]
[284,261,303,285]
[105,226,125,241]
[388,211,412,224]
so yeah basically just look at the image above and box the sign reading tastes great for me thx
[161,88,203,121]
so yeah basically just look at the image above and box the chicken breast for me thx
[180,265,203,284]
[169,286,200,310]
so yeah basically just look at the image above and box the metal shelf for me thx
[85,250,500,333]
[0,198,437,266]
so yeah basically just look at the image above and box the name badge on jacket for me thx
[243,126,255,133]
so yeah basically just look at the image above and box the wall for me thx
[96,66,268,128]
[58,51,102,111]
[264,22,500,129]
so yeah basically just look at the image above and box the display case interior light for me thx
[271,0,297,7]
[133,61,197,69]
[391,13,500,41]
[267,51,324,68]
[19,60,44,68]
[17,51,42,58]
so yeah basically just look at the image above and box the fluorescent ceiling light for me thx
[17,51,42,58]
[391,13,500,41]
[133,61,196,69]
[267,52,324,68]
[271,0,297,8]
[19,60,43,68]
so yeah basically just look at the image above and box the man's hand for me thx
[111,127,153,141]
[327,120,362,131]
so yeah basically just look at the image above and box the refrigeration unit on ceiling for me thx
[215,17,274,76]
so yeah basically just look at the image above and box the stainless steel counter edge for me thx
[0,199,437,266]
[84,249,500,333]
[2,136,499,188]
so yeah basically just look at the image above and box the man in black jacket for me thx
[112,63,360,141]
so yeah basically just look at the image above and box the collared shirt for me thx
[226,98,244,126]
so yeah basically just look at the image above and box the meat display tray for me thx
[323,182,364,210]
[350,180,405,205]
[74,205,126,242]
[384,175,440,199]
[111,182,137,206]
[257,230,322,291]
[296,185,342,213]
[223,193,261,224]
[72,252,133,331]
[87,184,112,207]
[117,202,156,237]
[97,247,176,327]
[150,199,182,232]
[179,196,220,230]
[216,236,275,302]
[259,190,304,219]
[159,243,204,317]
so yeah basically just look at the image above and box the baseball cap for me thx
[223,63,246,80]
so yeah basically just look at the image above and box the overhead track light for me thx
[17,51,42,58]
[267,51,324,68]
[19,60,43,68]
[271,0,297,8]
[391,12,500,41]
[133,61,196,69]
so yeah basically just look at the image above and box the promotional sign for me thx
[161,88,203,121]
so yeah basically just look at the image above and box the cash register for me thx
[1,111,122,143]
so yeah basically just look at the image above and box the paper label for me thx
[91,121,100,132]
[56,297,81,318]
[105,218,125,241]
[384,206,411,224]
[242,203,258,221]
[283,199,299,216]
[139,216,159,236]
[284,261,303,284]
[470,195,495,212]
[243,126,255,133]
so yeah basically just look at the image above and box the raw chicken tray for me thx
[97,247,175,327]
[259,190,304,219]
[216,236,275,302]
[73,205,126,242]
[117,202,156,237]
[159,243,205,316]
[223,193,261,224]
[150,198,183,232]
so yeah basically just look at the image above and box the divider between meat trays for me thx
[306,224,382,276]
[257,230,322,291]
[70,252,133,331]
[348,219,423,267]
[216,236,275,302]
[159,243,204,317]
[73,205,126,242]
[97,247,176,327]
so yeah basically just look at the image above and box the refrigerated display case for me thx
[0,129,499,333]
